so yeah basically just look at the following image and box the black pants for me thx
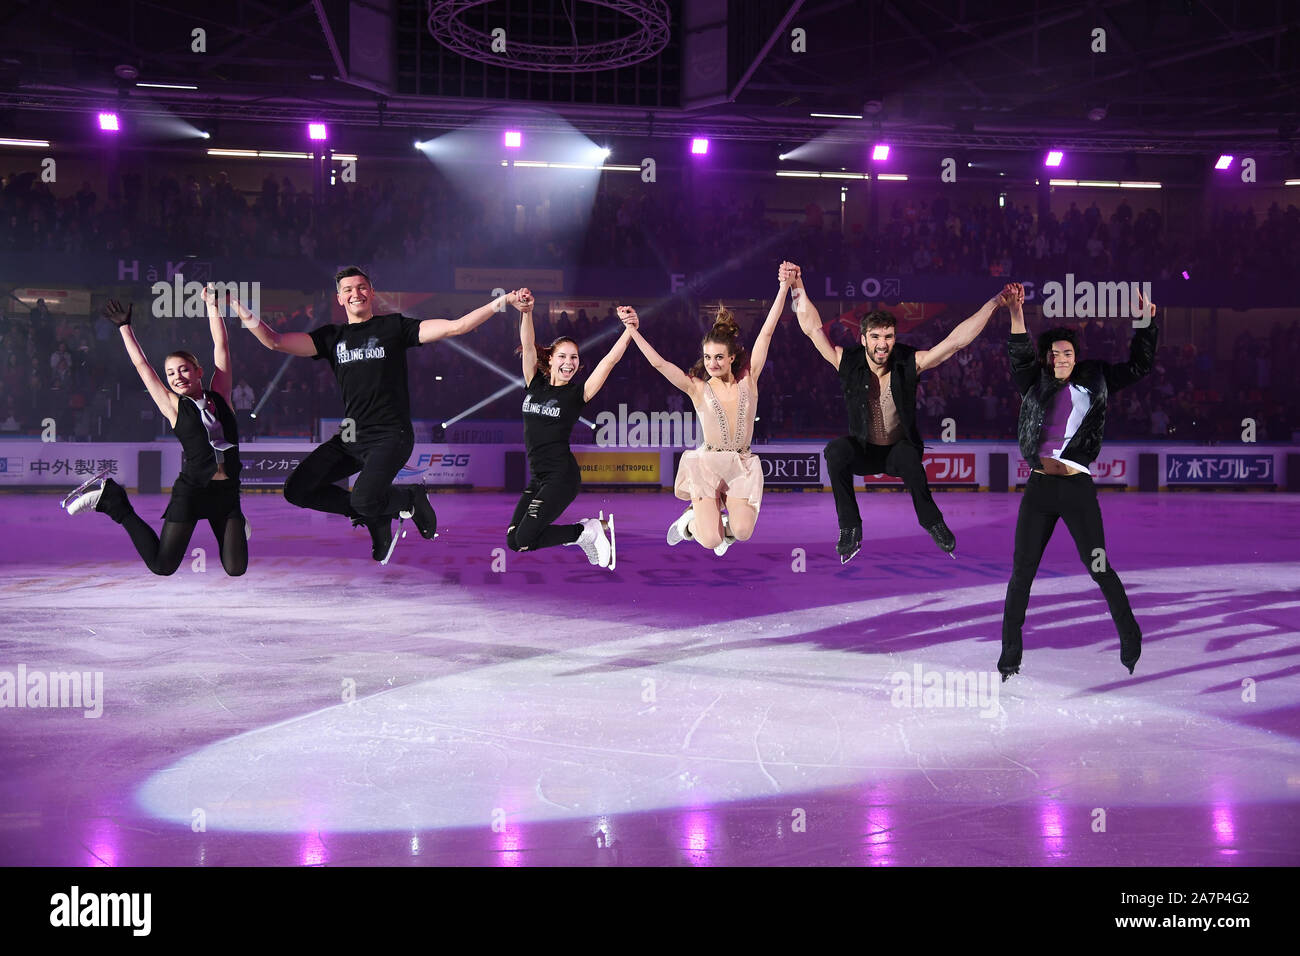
[1001,471,1139,646]
[283,431,415,521]
[98,478,247,576]
[506,460,583,552]
[824,436,941,530]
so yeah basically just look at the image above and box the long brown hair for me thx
[688,304,747,380]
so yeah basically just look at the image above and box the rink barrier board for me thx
[0,442,1291,493]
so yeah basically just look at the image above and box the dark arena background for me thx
[0,0,1296,931]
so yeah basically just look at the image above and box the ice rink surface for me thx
[1,487,1297,866]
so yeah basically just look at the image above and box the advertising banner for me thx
[1015,452,1134,486]
[756,451,822,487]
[862,451,977,485]
[0,443,136,487]
[1165,453,1274,485]
[574,451,661,484]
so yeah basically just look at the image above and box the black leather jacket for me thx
[1009,323,1158,470]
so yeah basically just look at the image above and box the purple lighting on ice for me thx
[504,130,522,148]
[1045,150,1063,167]
[1215,154,1234,170]
[872,144,890,161]
[691,138,709,155]
[308,123,327,141]
[98,113,119,132]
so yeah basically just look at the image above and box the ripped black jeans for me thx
[506,458,583,551]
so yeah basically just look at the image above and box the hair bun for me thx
[712,303,738,337]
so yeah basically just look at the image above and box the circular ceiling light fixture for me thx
[427,0,670,73]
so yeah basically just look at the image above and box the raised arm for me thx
[747,267,790,383]
[583,309,637,403]
[1006,282,1039,396]
[627,321,696,397]
[104,301,179,426]
[1007,281,1026,335]
[788,262,843,370]
[513,288,538,384]
[234,298,317,356]
[915,287,1010,373]
[419,290,521,345]
[201,285,233,404]
[1104,291,1160,392]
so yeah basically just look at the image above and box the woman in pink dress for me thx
[621,262,793,555]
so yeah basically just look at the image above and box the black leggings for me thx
[283,432,415,521]
[1001,471,1138,647]
[101,481,247,576]
[506,463,582,552]
[824,436,942,530]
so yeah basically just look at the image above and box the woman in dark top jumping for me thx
[507,289,635,569]
[63,285,248,576]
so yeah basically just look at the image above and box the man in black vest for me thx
[790,262,1013,563]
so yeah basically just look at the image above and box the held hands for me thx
[102,300,132,328]
[616,305,639,331]
[509,288,534,314]
[201,283,222,311]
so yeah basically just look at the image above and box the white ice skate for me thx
[713,513,737,557]
[575,516,612,568]
[61,468,112,511]
[64,478,108,515]
[666,508,695,546]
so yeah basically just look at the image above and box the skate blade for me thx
[60,469,110,509]
[605,511,616,571]
[380,519,407,566]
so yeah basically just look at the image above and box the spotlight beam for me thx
[440,323,624,431]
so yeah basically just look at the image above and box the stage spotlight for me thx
[308,123,327,141]
[1214,154,1234,169]
[504,130,522,148]
[1045,150,1063,167]
[1182,270,1190,280]
[871,144,890,161]
[778,153,787,161]
[691,138,709,155]
[98,112,120,132]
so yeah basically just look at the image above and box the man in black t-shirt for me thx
[238,266,523,562]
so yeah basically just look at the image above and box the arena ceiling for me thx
[0,0,1296,157]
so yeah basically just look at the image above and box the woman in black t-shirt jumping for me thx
[63,285,248,576]
[507,289,636,569]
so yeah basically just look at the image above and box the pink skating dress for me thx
[674,376,764,512]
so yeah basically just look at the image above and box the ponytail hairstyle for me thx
[527,336,580,378]
[689,303,748,380]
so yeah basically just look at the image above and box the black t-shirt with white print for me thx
[309,313,422,438]
[522,373,586,473]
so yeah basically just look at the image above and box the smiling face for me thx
[861,326,896,369]
[164,354,204,398]
[702,341,735,381]
[549,340,580,384]
[1047,340,1076,380]
[336,275,373,322]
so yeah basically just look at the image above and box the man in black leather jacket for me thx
[998,282,1159,680]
